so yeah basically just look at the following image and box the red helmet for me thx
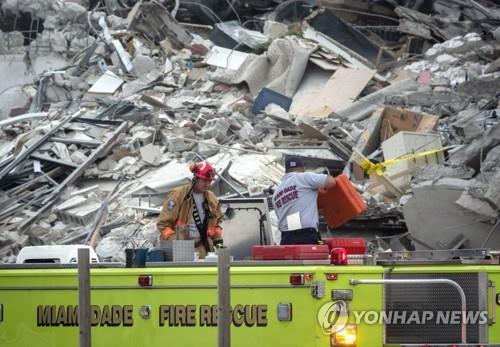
[189,161,216,181]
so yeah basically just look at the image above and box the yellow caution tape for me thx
[360,146,455,176]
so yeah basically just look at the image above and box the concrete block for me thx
[70,150,88,164]
[482,145,500,173]
[197,139,219,157]
[455,191,498,220]
[55,196,88,211]
[140,143,162,166]
[485,171,500,209]
[413,164,474,184]
[167,137,190,152]
[450,109,485,142]
[197,118,230,142]
[132,54,156,77]
[450,122,500,170]
[403,179,500,250]
[57,201,102,226]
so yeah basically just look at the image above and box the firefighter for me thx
[272,156,336,245]
[157,161,223,258]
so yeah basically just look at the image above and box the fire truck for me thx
[0,243,499,347]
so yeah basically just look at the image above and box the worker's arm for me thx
[207,193,224,240]
[323,176,337,189]
[157,191,180,240]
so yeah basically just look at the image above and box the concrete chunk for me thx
[485,171,500,209]
[450,123,500,170]
[403,179,499,250]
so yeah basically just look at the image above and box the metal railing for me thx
[349,278,467,344]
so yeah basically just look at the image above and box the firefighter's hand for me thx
[213,239,223,253]
[208,226,223,238]
[161,227,175,240]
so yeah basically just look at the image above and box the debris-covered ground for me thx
[1,0,500,262]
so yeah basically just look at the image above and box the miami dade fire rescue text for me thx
[37,304,268,327]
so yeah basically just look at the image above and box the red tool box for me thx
[252,245,330,260]
[317,174,367,228]
[323,238,367,255]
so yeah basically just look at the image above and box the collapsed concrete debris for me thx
[1,0,500,262]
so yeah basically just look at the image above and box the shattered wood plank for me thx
[18,121,129,232]
[367,167,419,192]
[350,149,403,198]
[0,110,82,181]
[370,174,404,198]
[354,106,439,156]
[379,106,439,142]
[293,67,376,118]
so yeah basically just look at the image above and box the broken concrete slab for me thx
[197,138,220,158]
[0,55,35,95]
[132,54,157,78]
[197,118,230,142]
[455,190,498,220]
[485,170,500,209]
[481,145,500,174]
[449,122,500,170]
[450,109,487,142]
[403,178,499,250]
[263,104,293,124]
[70,150,88,165]
[413,164,475,183]
[0,86,31,119]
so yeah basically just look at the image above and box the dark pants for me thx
[280,228,320,245]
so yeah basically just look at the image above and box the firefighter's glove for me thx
[208,226,223,238]
[161,227,175,240]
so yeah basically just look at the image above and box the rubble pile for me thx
[1,0,500,262]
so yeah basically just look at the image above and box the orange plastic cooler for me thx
[317,174,367,228]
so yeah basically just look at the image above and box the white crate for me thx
[381,131,444,188]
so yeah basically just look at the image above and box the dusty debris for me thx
[1,0,500,262]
